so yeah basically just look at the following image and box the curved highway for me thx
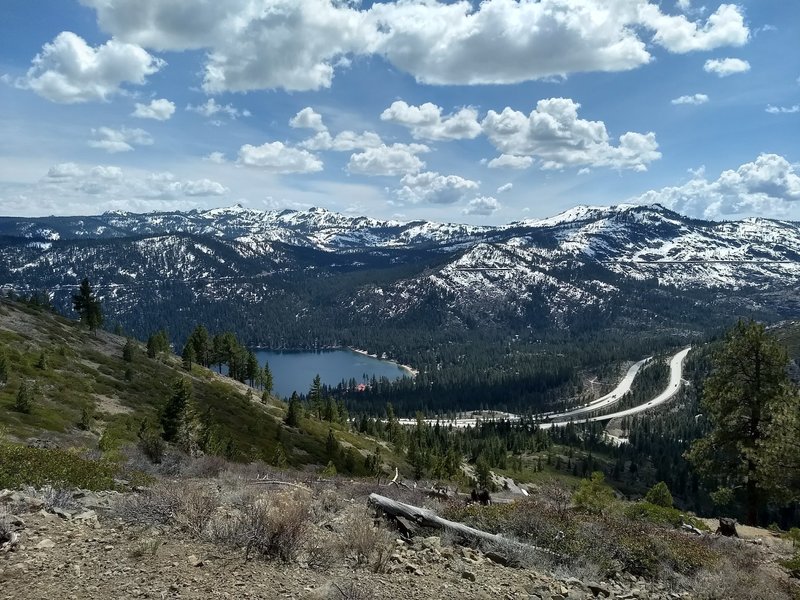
[542,356,652,420]
[536,346,691,429]
[397,350,688,429]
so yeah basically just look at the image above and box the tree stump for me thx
[716,517,739,537]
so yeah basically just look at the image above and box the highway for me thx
[536,346,691,429]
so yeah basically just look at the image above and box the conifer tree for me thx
[14,380,35,413]
[325,428,339,460]
[72,278,103,333]
[246,351,259,386]
[122,338,135,362]
[272,444,288,468]
[35,351,47,370]
[262,362,273,395]
[189,325,211,367]
[161,378,192,442]
[475,456,492,490]
[687,320,796,525]
[182,342,196,371]
[0,345,8,385]
[285,392,303,427]
[211,334,225,373]
[309,375,323,419]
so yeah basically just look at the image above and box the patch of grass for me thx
[781,553,800,578]
[0,441,118,490]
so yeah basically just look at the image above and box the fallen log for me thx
[368,492,560,560]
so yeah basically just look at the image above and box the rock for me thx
[73,510,97,522]
[461,570,477,582]
[6,515,25,527]
[485,550,510,567]
[36,538,56,549]
[588,583,611,598]
[187,555,203,567]
[50,507,73,520]
[421,536,441,550]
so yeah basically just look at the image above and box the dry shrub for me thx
[313,487,345,520]
[181,455,229,479]
[23,485,75,510]
[209,489,312,562]
[0,513,11,545]
[174,485,219,536]
[535,479,574,518]
[306,534,341,570]
[114,484,181,525]
[337,508,394,572]
[328,580,375,600]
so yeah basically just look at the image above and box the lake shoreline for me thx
[348,347,419,378]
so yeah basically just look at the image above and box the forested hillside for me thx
[0,298,396,476]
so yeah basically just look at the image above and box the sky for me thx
[0,0,798,224]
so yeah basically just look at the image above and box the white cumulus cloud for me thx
[301,130,383,152]
[238,142,323,174]
[187,98,249,119]
[78,0,749,92]
[396,171,479,205]
[16,31,164,103]
[704,57,751,77]
[463,196,501,216]
[766,104,800,114]
[347,144,428,176]
[88,126,153,153]
[637,3,749,53]
[672,93,709,105]
[481,98,661,171]
[132,98,175,120]
[633,153,800,219]
[380,101,481,140]
[497,183,513,194]
[487,155,534,170]
[289,107,327,132]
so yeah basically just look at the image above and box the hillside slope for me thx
[0,300,390,474]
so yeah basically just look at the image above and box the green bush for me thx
[0,442,118,490]
[780,553,800,578]
[624,501,707,532]
[573,471,615,514]
[645,481,673,508]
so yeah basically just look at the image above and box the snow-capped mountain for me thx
[1,203,798,343]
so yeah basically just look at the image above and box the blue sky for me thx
[0,0,798,224]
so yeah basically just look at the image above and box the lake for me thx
[255,348,413,398]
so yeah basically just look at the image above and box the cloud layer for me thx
[481,98,661,171]
[634,154,800,219]
[76,0,749,92]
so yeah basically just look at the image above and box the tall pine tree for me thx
[687,320,796,525]
[72,278,103,333]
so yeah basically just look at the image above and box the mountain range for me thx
[1,203,799,347]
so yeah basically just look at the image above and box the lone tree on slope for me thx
[72,277,103,334]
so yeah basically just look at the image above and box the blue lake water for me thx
[255,348,412,398]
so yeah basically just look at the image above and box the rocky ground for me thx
[0,487,700,600]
